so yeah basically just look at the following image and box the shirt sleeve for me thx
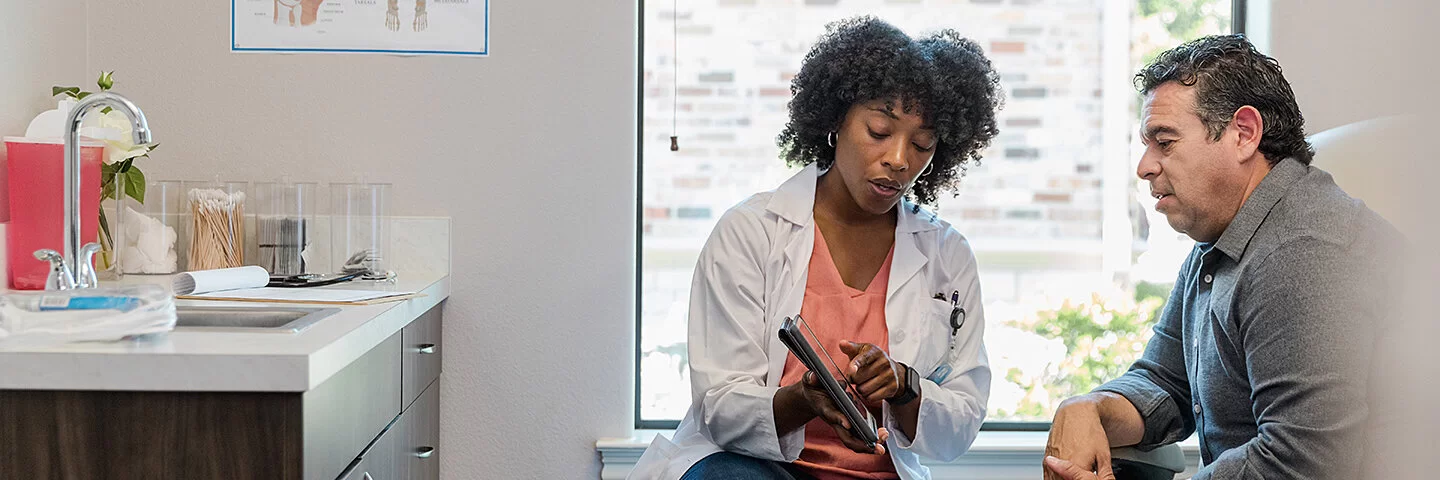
[1094,248,1199,449]
[686,207,805,461]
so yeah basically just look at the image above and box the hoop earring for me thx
[827,131,837,148]
[919,162,934,177]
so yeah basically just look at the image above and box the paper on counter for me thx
[183,288,420,305]
[172,266,269,296]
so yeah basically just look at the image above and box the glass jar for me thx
[329,182,391,278]
[182,181,249,271]
[254,181,318,276]
[105,179,184,275]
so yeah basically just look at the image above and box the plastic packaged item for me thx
[254,181,317,276]
[0,284,176,347]
[2,137,104,290]
[329,182,391,279]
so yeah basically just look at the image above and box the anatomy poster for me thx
[232,0,489,56]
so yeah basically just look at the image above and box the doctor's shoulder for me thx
[911,204,980,271]
[696,191,779,255]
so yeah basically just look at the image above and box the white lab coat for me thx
[630,164,991,480]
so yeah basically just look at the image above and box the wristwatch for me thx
[889,363,922,406]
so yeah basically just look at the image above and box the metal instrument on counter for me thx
[266,250,393,287]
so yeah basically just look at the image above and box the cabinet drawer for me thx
[401,305,443,407]
[304,333,401,480]
[339,419,397,480]
[398,379,441,480]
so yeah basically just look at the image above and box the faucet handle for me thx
[76,243,102,288]
[34,249,76,290]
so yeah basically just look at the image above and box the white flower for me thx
[88,110,153,164]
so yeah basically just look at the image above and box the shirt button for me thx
[1203,274,1213,284]
[1193,403,1202,415]
[893,330,905,342]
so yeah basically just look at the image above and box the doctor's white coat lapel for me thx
[762,164,819,384]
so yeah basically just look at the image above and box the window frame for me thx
[633,0,1246,432]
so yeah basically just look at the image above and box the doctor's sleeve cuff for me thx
[771,389,806,461]
[881,401,914,449]
[881,379,982,462]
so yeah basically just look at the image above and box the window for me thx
[638,0,1239,429]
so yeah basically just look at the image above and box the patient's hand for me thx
[1045,396,1115,480]
[1044,456,1114,480]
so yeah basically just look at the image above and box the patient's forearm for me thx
[1093,391,1145,448]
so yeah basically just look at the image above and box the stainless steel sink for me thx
[174,306,340,333]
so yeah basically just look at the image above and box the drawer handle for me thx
[416,446,436,458]
[417,344,437,355]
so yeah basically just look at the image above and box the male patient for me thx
[1042,35,1398,480]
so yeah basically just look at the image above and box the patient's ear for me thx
[1231,106,1264,163]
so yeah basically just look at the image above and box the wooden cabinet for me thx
[0,303,444,480]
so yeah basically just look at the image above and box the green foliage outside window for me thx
[998,282,1172,419]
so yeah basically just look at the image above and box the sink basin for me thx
[174,306,340,333]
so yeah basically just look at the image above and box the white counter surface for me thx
[0,273,450,392]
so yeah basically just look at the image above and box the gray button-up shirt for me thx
[1097,158,1400,479]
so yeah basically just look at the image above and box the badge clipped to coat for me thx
[927,290,966,384]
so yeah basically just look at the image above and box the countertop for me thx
[0,272,450,392]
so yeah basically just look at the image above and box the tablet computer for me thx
[778,315,879,449]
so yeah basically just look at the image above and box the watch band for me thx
[890,363,921,406]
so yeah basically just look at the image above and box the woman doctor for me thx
[632,17,1002,480]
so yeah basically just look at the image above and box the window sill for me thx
[597,430,1200,480]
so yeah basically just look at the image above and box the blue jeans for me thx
[680,452,818,480]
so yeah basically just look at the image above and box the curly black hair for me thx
[1137,34,1314,165]
[777,16,1003,205]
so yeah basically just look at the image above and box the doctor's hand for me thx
[798,371,891,455]
[1044,396,1114,480]
[839,341,904,408]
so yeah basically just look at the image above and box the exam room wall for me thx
[1268,0,1440,131]
[1269,1,1440,475]
[84,0,636,477]
[0,0,90,222]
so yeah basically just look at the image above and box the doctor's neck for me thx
[815,170,899,227]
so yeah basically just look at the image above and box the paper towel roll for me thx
[172,266,269,296]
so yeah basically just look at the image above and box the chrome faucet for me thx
[36,92,151,290]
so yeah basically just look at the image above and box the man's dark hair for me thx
[1137,34,1314,165]
[777,16,1003,204]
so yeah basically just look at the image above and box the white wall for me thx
[0,0,90,220]
[83,0,636,477]
[1268,0,1440,132]
[0,0,88,135]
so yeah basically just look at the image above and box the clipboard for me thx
[778,315,879,449]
